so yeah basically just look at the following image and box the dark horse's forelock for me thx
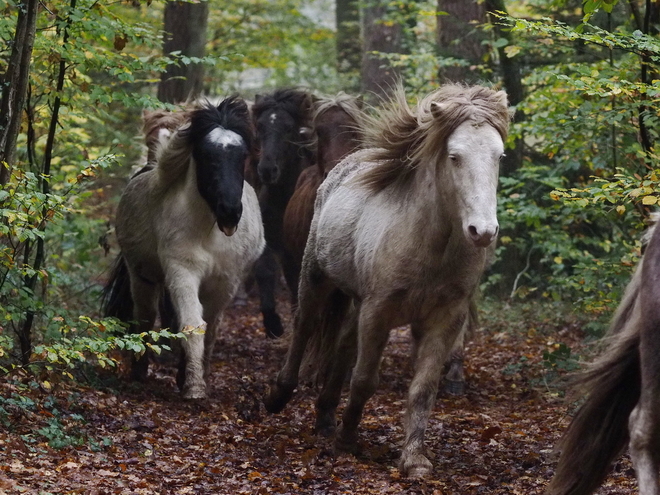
[252,88,314,127]
[185,96,253,152]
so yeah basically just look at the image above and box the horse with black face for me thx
[547,214,660,495]
[251,88,315,338]
[265,84,510,477]
[281,92,364,300]
[103,96,265,399]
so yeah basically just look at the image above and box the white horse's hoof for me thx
[400,453,432,478]
[183,384,207,400]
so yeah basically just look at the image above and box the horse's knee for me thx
[629,404,660,456]
[350,372,379,405]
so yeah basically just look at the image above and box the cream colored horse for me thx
[265,84,510,477]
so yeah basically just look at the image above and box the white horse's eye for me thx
[500,153,506,160]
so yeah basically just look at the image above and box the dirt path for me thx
[1,294,637,494]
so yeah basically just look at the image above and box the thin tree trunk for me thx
[158,1,209,104]
[436,0,487,83]
[0,0,39,185]
[361,0,404,101]
[638,0,657,158]
[18,0,75,365]
[485,0,523,176]
[336,0,362,90]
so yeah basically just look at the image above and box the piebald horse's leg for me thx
[401,304,467,478]
[335,301,390,454]
[128,275,159,381]
[166,265,207,400]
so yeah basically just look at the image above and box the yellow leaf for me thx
[504,45,521,58]
[643,195,658,205]
[616,205,625,215]
[554,256,563,264]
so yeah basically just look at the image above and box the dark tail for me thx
[300,289,352,385]
[546,268,643,495]
[101,253,133,323]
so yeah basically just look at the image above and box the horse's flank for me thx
[358,84,510,192]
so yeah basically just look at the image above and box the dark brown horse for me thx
[250,88,316,338]
[547,215,660,495]
[281,93,364,300]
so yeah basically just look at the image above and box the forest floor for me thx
[0,290,638,495]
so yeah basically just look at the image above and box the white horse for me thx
[265,84,510,477]
[104,97,265,399]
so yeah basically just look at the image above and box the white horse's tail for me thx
[300,290,354,386]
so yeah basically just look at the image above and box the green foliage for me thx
[474,11,660,326]
[205,0,343,94]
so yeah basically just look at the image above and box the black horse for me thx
[251,88,315,338]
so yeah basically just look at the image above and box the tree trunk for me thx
[436,0,487,83]
[361,0,404,101]
[485,0,523,176]
[157,1,209,104]
[0,0,39,185]
[336,0,362,90]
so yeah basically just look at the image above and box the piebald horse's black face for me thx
[255,107,311,185]
[193,127,248,237]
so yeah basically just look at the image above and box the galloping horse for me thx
[265,84,510,477]
[547,215,660,495]
[251,88,315,338]
[281,92,364,300]
[104,97,265,399]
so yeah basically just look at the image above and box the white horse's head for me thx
[442,117,504,248]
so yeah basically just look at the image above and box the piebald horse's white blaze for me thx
[265,84,510,478]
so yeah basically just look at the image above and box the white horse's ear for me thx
[431,101,451,120]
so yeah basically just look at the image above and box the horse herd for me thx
[102,84,660,494]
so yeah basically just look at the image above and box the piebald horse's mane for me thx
[359,84,511,191]
[155,96,252,187]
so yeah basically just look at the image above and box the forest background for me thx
[1,0,660,473]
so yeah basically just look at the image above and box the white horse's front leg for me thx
[167,267,207,399]
[401,304,467,478]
